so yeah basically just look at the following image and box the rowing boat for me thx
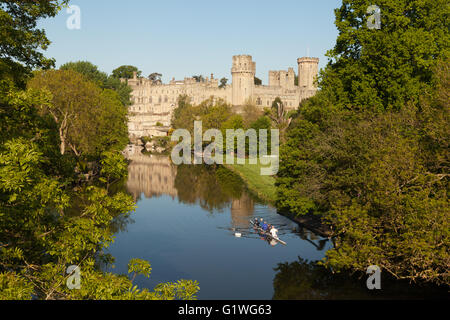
[250,220,287,245]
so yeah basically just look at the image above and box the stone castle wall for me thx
[126,55,319,139]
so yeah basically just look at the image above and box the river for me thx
[104,154,447,300]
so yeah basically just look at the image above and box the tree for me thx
[28,69,128,157]
[0,0,200,300]
[60,61,108,86]
[192,75,205,83]
[242,103,263,129]
[320,0,450,111]
[61,61,132,106]
[276,0,450,286]
[254,77,262,85]
[0,0,69,87]
[171,95,194,131]
[219,77,228,89]
[148,72,162,84]
[269,97,292,143]
[112,65,141,79]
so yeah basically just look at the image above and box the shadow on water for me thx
[272,258,449,300]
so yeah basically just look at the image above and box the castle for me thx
[126,55,319,139]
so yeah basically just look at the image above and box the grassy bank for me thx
[223,159,277,204]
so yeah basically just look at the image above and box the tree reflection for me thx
[273,257,448,300]
[174,165,247,212]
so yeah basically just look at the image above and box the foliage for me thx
[219,77,228,89]
[112,65,141,79]
[192,75,205,83]
[60,61,132,106]
[100,151,129,188]
[0,1,200,300]
[0,0,69,86]
[269,97,292,143]
[277,61,449,285]
[60,61,108,86]
[277,0,450,286]
[148,73,162,84]
[254,77,262,85]
[319,0,450,111]
[28,69,129,158]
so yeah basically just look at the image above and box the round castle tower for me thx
[231,55,256,106]
[297,57,319,90]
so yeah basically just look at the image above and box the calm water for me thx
[104,155,447,300]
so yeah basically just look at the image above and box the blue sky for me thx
[39,0,342,84]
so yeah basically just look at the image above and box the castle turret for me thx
[231,55,255,106]
[297,57,319,90]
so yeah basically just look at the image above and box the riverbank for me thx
[222,160,277,205]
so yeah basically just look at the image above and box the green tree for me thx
[61,61,132,106]
[276,0,450,286]
[0,0,68,87]
[112,65,141,79]
[320,0,450,111]
[219,77,228,89]
[269,97,292,143]
[171,95,195,132]
[60,61,108,86]
[28,69,128,157]
[148,72,162,84]
[0,0,200,300]
[192,75,205,83]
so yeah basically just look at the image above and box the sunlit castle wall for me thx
[125,55,319,140]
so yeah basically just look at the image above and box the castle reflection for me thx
[126,155,255,228]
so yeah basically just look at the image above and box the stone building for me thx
[126,55,319,139]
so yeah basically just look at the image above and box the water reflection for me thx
[127,154,256,229]
[127,155,178,200]
[273,258,448,300]
[105,154,445,299]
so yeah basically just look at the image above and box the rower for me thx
[254,218,260,227]
[270,226,279,239]
[262,222,269,232]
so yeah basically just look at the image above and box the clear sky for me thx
[38,0,342,84]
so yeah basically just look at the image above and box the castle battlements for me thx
[127,55,319,139]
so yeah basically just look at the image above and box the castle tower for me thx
[231,55,256,106]
[287,68,295,89]
[269,71,279,87]
[297,57,319,90]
